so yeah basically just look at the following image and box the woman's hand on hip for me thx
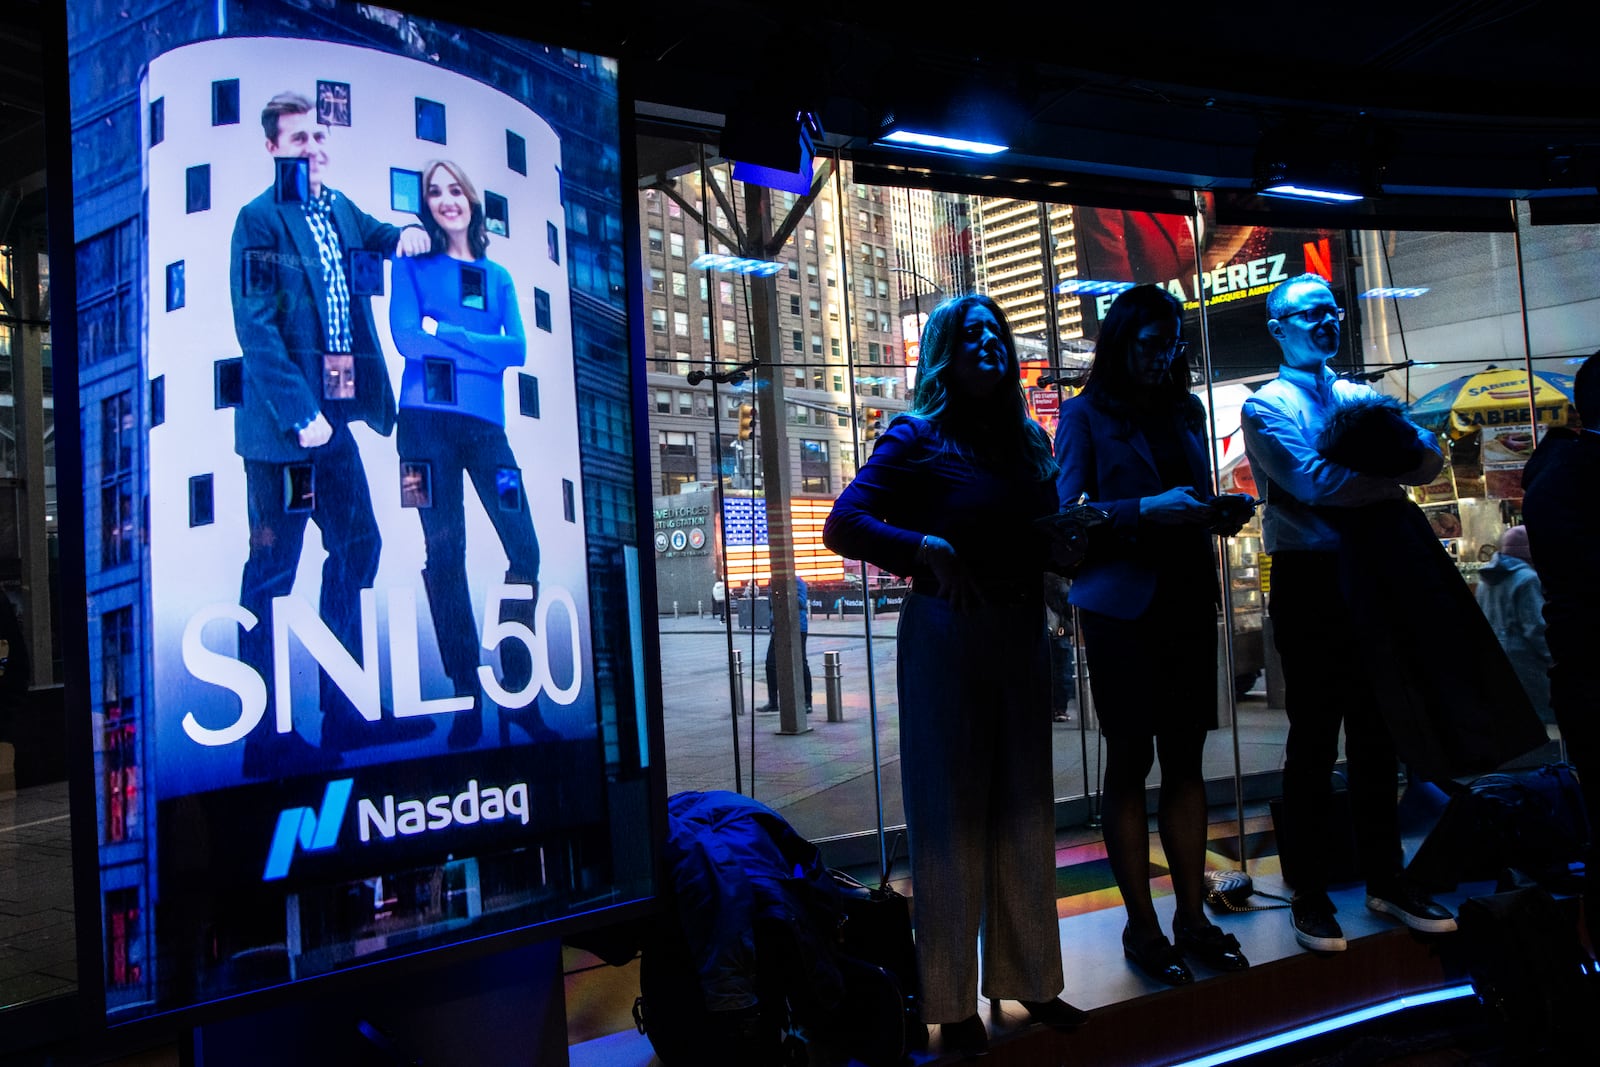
[920,535,982,612]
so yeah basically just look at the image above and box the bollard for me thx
[731,649,745,716]
[824,650,843,722]
[673,600,679,619]
[698,599,704,617]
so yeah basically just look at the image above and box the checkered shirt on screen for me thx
[304,191,353,354]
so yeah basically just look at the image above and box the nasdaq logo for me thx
[262,778,353,881]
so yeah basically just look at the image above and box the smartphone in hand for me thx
[1208,493,1260,533]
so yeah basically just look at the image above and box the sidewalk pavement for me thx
[652,612,1293,845]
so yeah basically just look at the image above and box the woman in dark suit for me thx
[1055,285,1249,984]
[825,295,1085,1058]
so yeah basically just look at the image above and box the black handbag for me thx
[1203,869,1292,915]
[826,868,923,1065]
[829,869,920,1007]
[1456,885,1599,1054]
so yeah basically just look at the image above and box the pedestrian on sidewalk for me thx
[758,573,811,713]
[1474,525,1553,722]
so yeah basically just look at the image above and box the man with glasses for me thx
[1241,273,1454,953]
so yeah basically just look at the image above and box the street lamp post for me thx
[888,266,942,402]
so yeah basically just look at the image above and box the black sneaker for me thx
[1367,879,1458,934]
[1291,894,1347,952]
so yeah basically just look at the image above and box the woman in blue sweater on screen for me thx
[390,159,545,749]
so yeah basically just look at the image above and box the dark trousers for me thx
[1549,658,1600,932]
[400,409,541,697]
[764,631,812,708]
[1269,550,1403,896]
[240,423,379,746]
[1048,633,1076,710]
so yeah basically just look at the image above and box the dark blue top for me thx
[822,414,1056,595]
[1054,393,1216,620]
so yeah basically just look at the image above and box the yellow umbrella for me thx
[1408,367,1576,439]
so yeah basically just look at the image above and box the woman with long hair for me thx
[824,294,1086,1057]
[389,159,547,748]
[1055,284,1250,985]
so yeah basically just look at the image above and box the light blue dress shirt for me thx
[1240,363,1443,553]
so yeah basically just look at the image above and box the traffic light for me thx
[863,408,884,442]
[737,402,755,440]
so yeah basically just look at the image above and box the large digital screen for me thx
[1073,200,1347,379]
[65,0,655,1021]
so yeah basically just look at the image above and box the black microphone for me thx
[1341,360,1414,383]
[1036,372,1084,388]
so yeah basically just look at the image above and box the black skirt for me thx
[1078,586,1217,740]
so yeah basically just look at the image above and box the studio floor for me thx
[564,796,1583,1066]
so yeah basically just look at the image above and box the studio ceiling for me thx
[618,0,1595,201]
[3,0,1593,245]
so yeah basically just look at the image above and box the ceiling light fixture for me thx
[724,107,823,196]
[878,128,1009,156]
[1360,287,1430,298]
[1258,182,1364,203]
[1253,127,1381,204]
[1057,279,1136,296]
[691,253,784,277]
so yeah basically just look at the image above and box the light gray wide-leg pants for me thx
[896,591,1064,1024]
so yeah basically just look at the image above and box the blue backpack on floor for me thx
[1410,763,1589,892]
[634,791,913,1067]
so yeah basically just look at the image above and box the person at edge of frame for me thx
[1522,349,1600,954]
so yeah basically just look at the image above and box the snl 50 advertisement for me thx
[144,37,592,794]
[69,1,651,1020]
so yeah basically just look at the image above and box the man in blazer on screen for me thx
[229,90,433,778]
